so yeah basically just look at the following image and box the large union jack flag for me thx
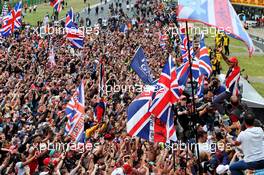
[177,0,254,56]
[198,37,212,77]
[176,61,191,87]
[50,0,63,13]
[179,33,200,81]
[65,80,85,143]
[0,1,22,37]
[127,86,154,141]
[65,8,84,48]
[180,33,212,80]
[149,55,183,123]
[127,85,177,143]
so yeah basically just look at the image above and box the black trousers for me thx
[224,45,229,56]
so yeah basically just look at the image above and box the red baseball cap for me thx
[123,164,132,174]
[43,158,51,166]
[229,57,238,64]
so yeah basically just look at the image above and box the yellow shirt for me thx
[215,52,222,62]
[85,124,99,138]
[211,58,217,71]
[224,37,229,46]
[215,37,221,46]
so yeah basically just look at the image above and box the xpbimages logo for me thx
[100,83,166,95]
[33,141,94,153]
[31,25,100,37]
[165,141,233,154]
[163,24,232,38]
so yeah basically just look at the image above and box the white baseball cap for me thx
[216,164,229,174]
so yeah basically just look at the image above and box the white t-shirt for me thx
[237,127,264,162]
[111,167,124,175]
[15,162,25,175]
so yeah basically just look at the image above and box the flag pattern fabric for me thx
[149,55,182,123]
[127,86,154,140]
[50,0,63,13]
[179,33,200,81]
[65,7,74,28]
[225,67,240,96]
[191,57,200,81]
[127,85,177,143]
[180,33,194,63]
[130,47,154,85]
[66,30,84,48]
[65,8,84,48]
[176,60,190,87]
[177,0,254,56]
[0,1,22,37]
[198,37,212,77]
[179,33,212,80]
[94,98,106,123]
[65,80,85,143]
[196,75,205,98]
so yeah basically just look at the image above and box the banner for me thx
[230,0,264,7]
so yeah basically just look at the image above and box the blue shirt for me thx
[214,85,226,95]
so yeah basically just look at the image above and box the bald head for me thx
[230,95,239,106]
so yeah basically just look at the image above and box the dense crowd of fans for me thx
[0,0,263,174]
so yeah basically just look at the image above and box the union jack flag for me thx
[225,66,240,96]
[65,7,74,28]
[127,85,177,143]
[127,86,154,140]
[198,37,212,77]
[66,31,84,48]
[65,80,85,143]
[0,1,22,37]
[180,33,194,63]
[149,55,183,123]
[65,8,84,48]
[179,33,200,81]
[177,0,254,56]
[196,75,205,99]
[176,60,191,87]
[50,0,63,13]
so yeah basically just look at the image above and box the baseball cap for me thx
[123,164,132,174]
[216,164,229,174]
[228,57,238,64]
[43,158,51,166]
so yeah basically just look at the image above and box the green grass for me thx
[251,82,264,97]
[221,55,264,98]
[220,55,264,77]
[204,34,264,97]
[22,0,99,25]
[200,27,264,96]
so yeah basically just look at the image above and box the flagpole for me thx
[185,21,201,174]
